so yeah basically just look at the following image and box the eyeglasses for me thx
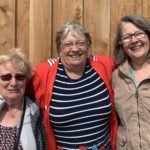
[121,31,146,43]
[61,41,87,49]
[0,73,26,81]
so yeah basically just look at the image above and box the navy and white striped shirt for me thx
[50,62,112,150]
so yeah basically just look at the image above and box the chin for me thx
[72,62,84,66]
[8,94,23,99]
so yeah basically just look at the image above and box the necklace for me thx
[131,67,138,88]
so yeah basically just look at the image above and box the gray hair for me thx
[0,48,33,80]
[56,20,92,53]
[114,15,150,65]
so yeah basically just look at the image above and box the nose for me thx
[71,43,79,49]
[71,46,79,53]
[10,77,18,85]
[130,35,138,42]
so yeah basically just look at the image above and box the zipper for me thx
[135,89,142,150]
[131,68,142,149]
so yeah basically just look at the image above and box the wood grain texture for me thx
[29,0,52,66]
[143,0,150,19]
[17,0,30,57]
[52,0,83,57]
[1,0,150,65]
[84,0,111,55]
[0,0,15,52]
[110,0,135,56]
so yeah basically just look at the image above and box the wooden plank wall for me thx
[0,0,150,66]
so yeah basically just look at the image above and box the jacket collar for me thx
[0,96,5,112]
[118,60,133,85]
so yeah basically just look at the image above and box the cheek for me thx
[0,84,8,95]
[17,81,27,91]
[122,43,130,55]
[21,82,27,89]
[0,83,8,89]
[122,43,128,51]
[145,38,150,49]
[81,48,89,55]
[59,48,68,56]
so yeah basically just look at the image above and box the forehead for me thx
[0,62,26,74]
[122,22,142,34]
[62,32,86,42]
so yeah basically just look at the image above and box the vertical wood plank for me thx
[0,0,15,52]
[16,0,30,57]
[143,0,150,19]
[134,0,143,15]
[84,0,111,56]
[52,0,83,57]
[1,0,150,65]
[110,0,135,56]
[29,0,52,66]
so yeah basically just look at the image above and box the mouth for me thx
[69,53,83,58]
[71,55,82,58]
[8,89,20,93]
[129,44,143,51]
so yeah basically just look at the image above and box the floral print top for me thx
[0,124,23,150]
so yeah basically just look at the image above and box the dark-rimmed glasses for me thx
[0,73,26,81]
[61,41,87,49]
[121,31,146,43]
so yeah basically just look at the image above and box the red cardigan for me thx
[29,55,118,150]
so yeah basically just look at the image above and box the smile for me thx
[70,53,82,58]
[130,45,143,51]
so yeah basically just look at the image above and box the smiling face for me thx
[60,32,89,70]
[0,62,27,104]
[121,22,150,62]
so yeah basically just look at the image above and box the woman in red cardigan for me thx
[28,20,118,150]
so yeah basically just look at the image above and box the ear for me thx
[119,40,123,45]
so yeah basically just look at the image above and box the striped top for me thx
[50,61,112,150]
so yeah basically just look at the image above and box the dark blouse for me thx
[0,124,23,150]
[50,62,112,150]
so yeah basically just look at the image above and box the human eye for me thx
[135,31,145,38]
[0,74,12,81]
[77,41,86,47]
[63,42,73,48]
[122,34,131,41]
[15,74,26,81]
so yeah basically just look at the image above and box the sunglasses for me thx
[0,73,26,81]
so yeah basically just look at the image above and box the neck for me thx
[131,59,148,70]
[6,98,24,110]
[64,63,86,80]
[5,100,23,111]
[0,99,24,127]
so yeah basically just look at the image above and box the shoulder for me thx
[34,58,59,71]
[47,58,58,66]
[88,54,116,71]
[33,58,59,80]
[89,54,114,64]
[112,68,119,87]
[112,68,119,76]
[25,96,40,115]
